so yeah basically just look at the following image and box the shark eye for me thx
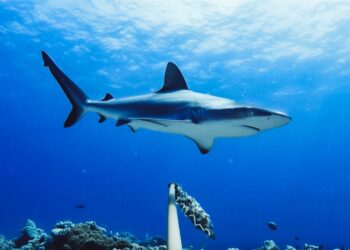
[247,109,254,116]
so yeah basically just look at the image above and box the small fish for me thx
[295,236,300,240]
[75,204,86,209]
[267,221,278,231]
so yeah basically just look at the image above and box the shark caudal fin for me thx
[42,51,89,127]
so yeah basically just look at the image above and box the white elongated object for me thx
[167,183,182,250]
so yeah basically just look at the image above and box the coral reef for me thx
[46,221,134,250]
[254,240,280,250]
[0,235,14,250]
[114,232,138,244]
[0,219,173,250]
[303,244,322,250]
[1,220,348,250]
[248,241,328,250]
[13,219,49,250]
[139,236,167,248]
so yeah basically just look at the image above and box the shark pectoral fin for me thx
[230,125,259,137]
[241,125,260,132]
[116,118,130,127]
[187,136,215,154]
[98,114,106,123]
[127,124,137,132]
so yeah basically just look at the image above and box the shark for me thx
[42,51,291,154]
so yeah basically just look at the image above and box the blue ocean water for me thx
[1,1,350,249]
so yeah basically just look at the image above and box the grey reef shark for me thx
[42,51,291,154]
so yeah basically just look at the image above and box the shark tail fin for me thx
[42,51,89,127]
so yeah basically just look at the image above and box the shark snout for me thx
[245,108,291,130]
[268,112,291,128]
[260,111,291,130]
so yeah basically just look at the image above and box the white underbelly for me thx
[128,119,258,138]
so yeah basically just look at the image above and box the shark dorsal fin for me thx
[101,93,113,101]
[156,62,188,93]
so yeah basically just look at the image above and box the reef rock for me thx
[46,221,133,250]
[13,219,49,249]
[0,219,193,250]
[304,244,321,250]
[0,235,15,250]
[140,236,167,247]
[285,246,297,250]
[51,220,75,237]
[255,240,280,250]
[114,231,138,243]
[23,219,38,238]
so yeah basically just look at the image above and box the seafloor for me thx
[0,219,344,250]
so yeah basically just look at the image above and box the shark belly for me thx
[127,119,259,154]
[127,119,259,138]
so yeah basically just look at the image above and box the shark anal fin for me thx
[156,62,188,93]
[116,118,130,127]
[187,136,215,154]
[98,114,106,123]
[101,93,113,101]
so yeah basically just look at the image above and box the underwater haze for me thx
[1,1,350,249]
